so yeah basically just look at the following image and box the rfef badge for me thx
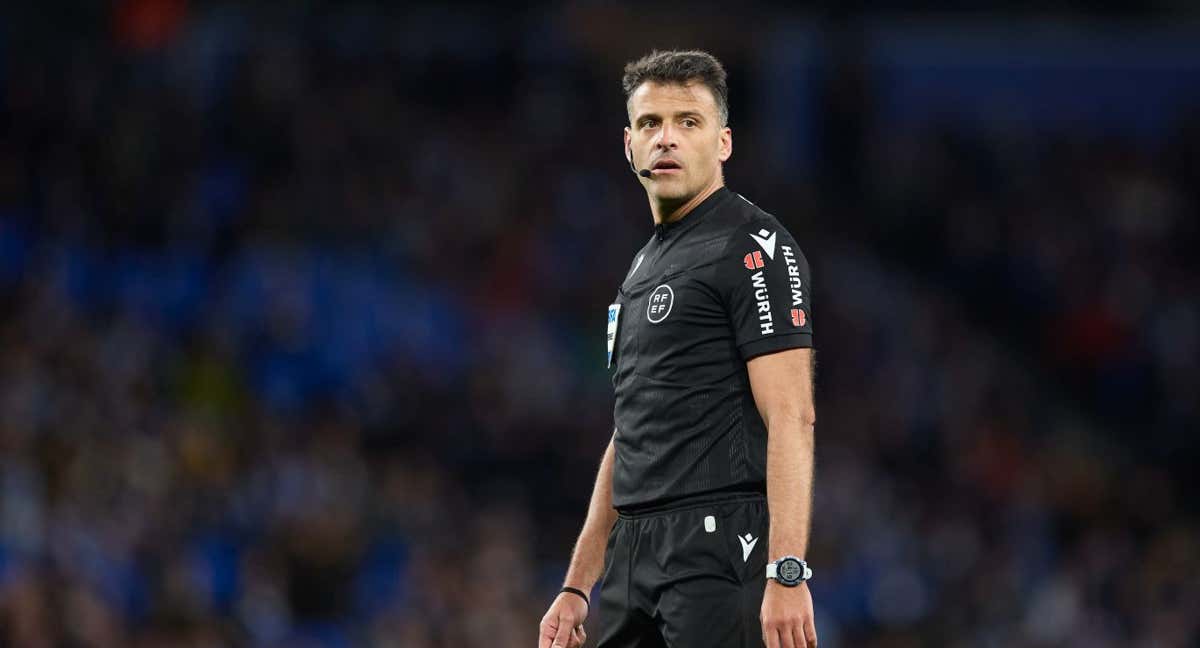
[606,303,622,368]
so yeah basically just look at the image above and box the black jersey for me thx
[607,187,814,510]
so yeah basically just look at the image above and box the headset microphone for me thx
[627,146,653,178]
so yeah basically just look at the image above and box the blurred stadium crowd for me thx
[1,3,1197,647]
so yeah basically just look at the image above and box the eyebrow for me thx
[634,110,706,123]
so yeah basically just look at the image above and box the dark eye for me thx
[682,118,697,127]
[642,119,658,129]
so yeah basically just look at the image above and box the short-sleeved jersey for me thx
[608,187,814,509]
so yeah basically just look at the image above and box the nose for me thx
[656,121,678,150]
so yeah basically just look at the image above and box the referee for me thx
[539,50,818,648]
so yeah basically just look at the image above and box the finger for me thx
[571,624,587,647]
[803,617,818,648]
[791,624,808,648]
[763,625,781,648]
[551,616,573,648]
[778,622,797,648]
[539,616,555,648]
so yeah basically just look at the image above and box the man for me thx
[538,50,818,648]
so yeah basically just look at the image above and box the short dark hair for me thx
[622,50,729,126]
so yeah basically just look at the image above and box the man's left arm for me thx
[748,347,817,648]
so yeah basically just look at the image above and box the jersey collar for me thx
[653,187,731,242]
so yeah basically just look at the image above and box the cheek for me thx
[694,139,723,166]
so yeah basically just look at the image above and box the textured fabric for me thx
[610,188,813,509]
[592,495,770,648]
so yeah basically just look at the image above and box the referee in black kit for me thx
[539,50,818,648]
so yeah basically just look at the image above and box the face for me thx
[625,81,732,202]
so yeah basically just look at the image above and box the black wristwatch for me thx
[765,556,812,587]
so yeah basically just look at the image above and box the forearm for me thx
[766,414,815,559]
[563,434,618,591]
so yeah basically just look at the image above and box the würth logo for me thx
[791,308,806,327]
[743,251,765,270]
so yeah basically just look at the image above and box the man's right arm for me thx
[538,432,618,648]
[563,431,618,591]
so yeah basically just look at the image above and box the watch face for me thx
[778,559,803,583]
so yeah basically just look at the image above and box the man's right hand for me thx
[538,592,589,648]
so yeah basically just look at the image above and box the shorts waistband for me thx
[616,490,766,520]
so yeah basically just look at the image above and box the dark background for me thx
[0,1,1197,646]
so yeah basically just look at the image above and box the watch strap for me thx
[765,557,813,584]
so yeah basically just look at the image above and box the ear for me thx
[624,126,633,164]
[718,126,732,163]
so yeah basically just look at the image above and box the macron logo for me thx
[749,229,776,260]
[738,533,758,562]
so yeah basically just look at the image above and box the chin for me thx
[649,182,694,202]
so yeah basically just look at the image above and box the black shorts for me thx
[592,493,769,648]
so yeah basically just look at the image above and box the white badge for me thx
[606,303,622,368]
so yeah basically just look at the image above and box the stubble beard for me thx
[649,172,699,203]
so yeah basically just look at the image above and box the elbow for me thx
[763,408,816,431]
[797,411,816,431]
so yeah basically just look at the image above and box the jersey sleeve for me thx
[717,219,814,360]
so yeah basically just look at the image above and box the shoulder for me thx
[713,191,804,255]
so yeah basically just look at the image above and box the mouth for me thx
[649,158,683,175]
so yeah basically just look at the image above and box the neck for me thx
[649,174,724,226]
